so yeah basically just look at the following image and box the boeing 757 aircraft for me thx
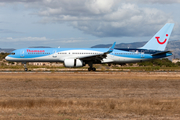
[5,23,174,71]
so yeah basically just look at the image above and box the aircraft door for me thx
[53,50,57,58]
[141,50,145,58]
[20,50,24,58]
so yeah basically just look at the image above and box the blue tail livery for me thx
[141,23,174,51]
[5,23,174,71]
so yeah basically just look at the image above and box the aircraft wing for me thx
[78,42,116,61]
[105,42,116,54]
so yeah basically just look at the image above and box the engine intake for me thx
[64,59,83,68]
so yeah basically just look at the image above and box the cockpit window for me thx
[10,53,15,55]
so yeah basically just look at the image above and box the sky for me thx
[0,0,180,49]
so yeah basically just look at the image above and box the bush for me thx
[0,53,9,61]
[138,58,176,67]
[176,62,180,66]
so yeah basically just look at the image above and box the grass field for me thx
[0,72,180,120]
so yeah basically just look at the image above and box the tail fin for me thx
[141,23,174,51]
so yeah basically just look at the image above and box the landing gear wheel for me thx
[92,67,96,71]
[24,68,28,71]
[88,67,96,71]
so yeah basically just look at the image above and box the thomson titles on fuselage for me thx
[27,49,45,53]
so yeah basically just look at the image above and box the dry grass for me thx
[0,72,180,119]
[1,98,180,119]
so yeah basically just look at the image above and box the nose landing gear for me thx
[22,62,28,71]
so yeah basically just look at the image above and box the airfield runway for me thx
[0,72,180,120]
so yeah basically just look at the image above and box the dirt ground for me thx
[0,72,180,120]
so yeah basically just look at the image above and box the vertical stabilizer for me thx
[141,23,174,51]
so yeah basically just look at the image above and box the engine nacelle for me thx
[64,59,84,68]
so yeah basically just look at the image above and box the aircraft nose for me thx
[5,56,10,61]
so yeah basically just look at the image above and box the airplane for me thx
[5,23,174,71]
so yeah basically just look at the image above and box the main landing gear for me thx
[88,62,96,71]
[22,62,28,71]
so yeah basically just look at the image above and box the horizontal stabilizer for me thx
[152,51,172,56]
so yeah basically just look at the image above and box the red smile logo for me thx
[156,34,168,45]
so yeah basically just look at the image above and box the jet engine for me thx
[64,59,84,67]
